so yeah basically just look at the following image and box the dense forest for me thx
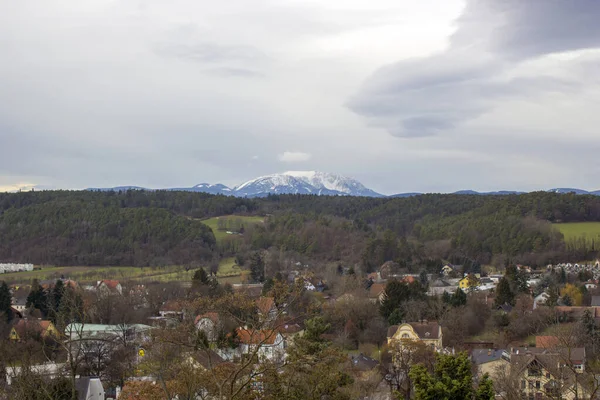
[1,190,600,267]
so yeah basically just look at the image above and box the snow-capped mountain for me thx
[284,171,383,197]
[169,183,232,195]
[233,171,383,197]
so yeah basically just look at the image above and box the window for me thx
[402,333,410,339]
[535,381,540,389]
[521,380,526,390]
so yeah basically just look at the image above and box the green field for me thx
[201,215,264,243]
[0,265,184,285]
[554,222,600,245]
[0,257,247,286]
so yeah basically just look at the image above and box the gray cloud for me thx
[349,0,600,138]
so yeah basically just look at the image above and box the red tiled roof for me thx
[159,300,184,312]
[12,319,54,338]
[236,328,280,345]
[195,312,220,325]
[536,336,560,348]
[402,276,416,284]
[99,280,120,290]
[368,283,386,298]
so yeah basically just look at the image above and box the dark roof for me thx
[592,296,600,307]
[498,304,513,313]
[471,349,507,365]
[350,353,379,372]
[510,347,586,363]
[387,322,441,340]
[194,350,225,369]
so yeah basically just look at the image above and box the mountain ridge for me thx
[86,175,600,198]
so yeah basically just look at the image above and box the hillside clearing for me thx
[554,222,600,245]
[201,215,264,243]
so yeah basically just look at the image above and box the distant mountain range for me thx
[87,172,600,198]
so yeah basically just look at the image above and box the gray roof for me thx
[75,377,104,400]
[471,349,507,365]
[350,353,379,371]
[592,296,600,307]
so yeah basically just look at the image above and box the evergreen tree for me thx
[192,268,209,286]
[494,277,514,307]
[26,279,48,316]
[409,352,474,400]
[442,291,452,305]
[547,285,559,307]
[49,279,65,323]
[475,374,495,400]
[0,281,13,322]
[561,294,573,306]
[419,270,429,287]
[450,288,467,307]
[559,267,567,284]
[249,252,265,283]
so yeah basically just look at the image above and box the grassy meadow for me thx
[201,215,264,243]
[1,258,247,286]
[554,222,600,246]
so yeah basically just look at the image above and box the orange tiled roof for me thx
[536,336,560,348]
[369,283,386,298]
[195,312,220,325]
[99,280,120,290]
[236,328,280,345]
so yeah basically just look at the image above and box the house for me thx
[236,328,286,362]
[497,304,514,314]
[401,276,416,284]
[471,349,510,379]
[11,288,28,313]
[65,323,151,352]
[278,323,304,347]
[9,320,60,341]
[441,265,454,276]
[158,300,185,319]
[387,321,443,351]
[75,377,105,400]
[459,274,479,290]
[533,292,550,309]
[96,280,122,296]
[5,362,66,385]
[585,282,598,290]
[256,297,277,324]
[349,353,381,382]
[368,283,386,303]
[195,312,222,342]
[510,349,589,399]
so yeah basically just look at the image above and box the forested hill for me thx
[1,190,600,267]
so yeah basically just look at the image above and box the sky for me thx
[2,0,600,195]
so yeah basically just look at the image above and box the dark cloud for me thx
[349,0,600,138]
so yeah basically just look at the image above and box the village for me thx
[2,258,600,399]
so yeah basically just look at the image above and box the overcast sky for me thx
[2,0,600,195]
